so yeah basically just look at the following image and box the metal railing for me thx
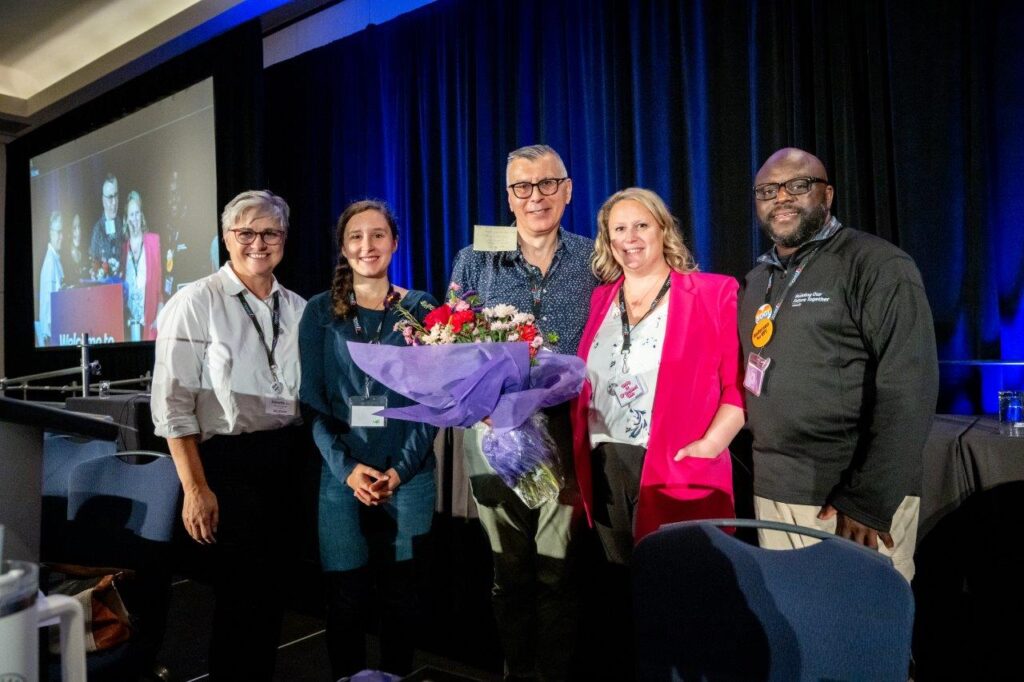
[0,334,152,400]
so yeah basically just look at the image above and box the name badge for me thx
[613,375,647,407]
[743,353,771,397]
[264,396,296,416]
[349,395,388,428]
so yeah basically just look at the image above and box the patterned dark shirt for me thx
[449,228,598,355]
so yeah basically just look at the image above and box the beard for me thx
[761,202,828,249]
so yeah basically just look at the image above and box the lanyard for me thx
[618,274,672,355]
[350,284,396,343]
[525,265,544,319]
[236,290,281,385]
[350,284,396,396]
[763,246,822,323]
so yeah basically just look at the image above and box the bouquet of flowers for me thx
[347,284,585,508]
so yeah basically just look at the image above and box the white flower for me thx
[507,332,520,341]
[487,304,517,319]
[531,336,544,348]
[511,312,534,325]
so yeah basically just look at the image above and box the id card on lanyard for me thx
[745,247,821,397]
[346,287,396,428]
[236,291,297,415]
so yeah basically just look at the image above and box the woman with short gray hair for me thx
[152,189,306,680]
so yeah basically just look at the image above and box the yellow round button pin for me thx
[752,318,774,348]
[755,303,773,323]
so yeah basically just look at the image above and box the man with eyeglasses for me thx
[738,147,938,581]
[449,144,597,681]
[89,173,123,278]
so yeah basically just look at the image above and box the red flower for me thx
[450,310,476,333]
[519,324,538,343]
[423,304,453,329]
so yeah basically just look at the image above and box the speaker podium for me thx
[0,396,119,561]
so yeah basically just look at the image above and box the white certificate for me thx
[473,225,518,251]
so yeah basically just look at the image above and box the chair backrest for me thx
[42,432,118,497]
[67,452,180,543]
[632,519,914,682]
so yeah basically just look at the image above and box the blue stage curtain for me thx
[265,0,1024,412]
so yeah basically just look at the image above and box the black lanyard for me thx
[350,284,396,397]
[524,265,545,319]
[618,274,672,355]
[350,284,396,343]
[763,246,822,323]
[236,291,281,377]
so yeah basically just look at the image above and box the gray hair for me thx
[220,190,290,235]
[49,211,62,231]
[506,144,567,183]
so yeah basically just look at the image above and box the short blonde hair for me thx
[591,187,697,283]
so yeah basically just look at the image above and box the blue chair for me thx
[66,451,180,544]
[48,451,181,681]
[41,432,118,559]
[632,518,914,682]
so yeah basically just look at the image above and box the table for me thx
[915,415,1024,679]
[64,394,166,452]
[920,415,1024,540]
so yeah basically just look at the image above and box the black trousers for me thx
[588,442,646,681]
[591,442,646,566]
[198,426,302,682]
[324,559,419,679]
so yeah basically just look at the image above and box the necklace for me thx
[353,282,392,310]
[623,273,670,324]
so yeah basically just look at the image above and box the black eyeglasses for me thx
[229,228,285,245]
[753,177,828,201]
[507,177,569,199]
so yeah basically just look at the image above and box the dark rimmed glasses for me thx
[753,177,828,201]
[508,177,569,199]
[229,228,285,245]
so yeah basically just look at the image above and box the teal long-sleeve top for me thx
[298,289,438,485]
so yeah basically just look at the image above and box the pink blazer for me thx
[571,270,745,541]
[123,232,163,340]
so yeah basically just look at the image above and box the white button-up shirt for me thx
[151,264,306,441]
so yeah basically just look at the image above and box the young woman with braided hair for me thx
[298,200,438,677]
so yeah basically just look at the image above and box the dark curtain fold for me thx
[266,0,1024,412]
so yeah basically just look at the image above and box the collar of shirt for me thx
[512,226,569,271]
[757,216,843,268]
[217,263,282,301]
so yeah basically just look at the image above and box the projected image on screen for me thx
[29,78,218,348]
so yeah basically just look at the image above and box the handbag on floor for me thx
[47,567,134,652]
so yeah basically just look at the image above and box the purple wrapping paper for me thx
[345,342,585,434]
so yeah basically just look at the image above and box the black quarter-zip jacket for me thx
[739,221,939,531]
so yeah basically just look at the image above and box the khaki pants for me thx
[462,406,579,682]
[754,495,920,582]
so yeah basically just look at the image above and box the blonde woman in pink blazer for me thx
[573,187,746,559]
[572,187,745,677]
